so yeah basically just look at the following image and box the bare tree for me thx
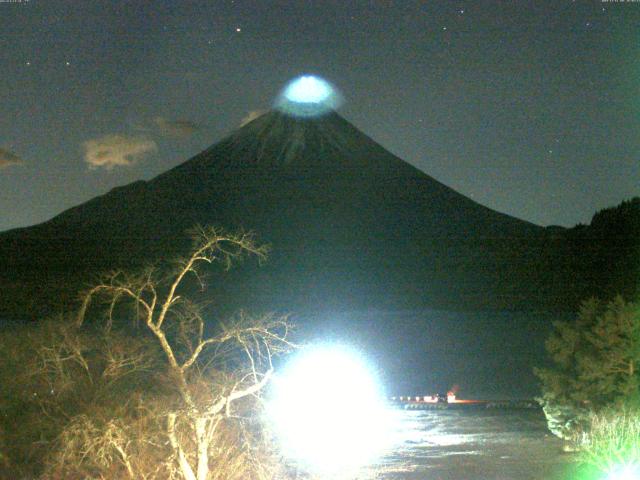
[62,226,295,480]
[0,315,162,478]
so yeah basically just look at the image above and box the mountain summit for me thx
[1,108,554,317]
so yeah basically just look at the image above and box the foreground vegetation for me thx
[0,227,294,479]
[578,408,640,475]
[536,296,640,476]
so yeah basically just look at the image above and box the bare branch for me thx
[63,226,294,480]
[167,413,197,480]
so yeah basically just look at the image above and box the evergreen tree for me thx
[535,296,640,441]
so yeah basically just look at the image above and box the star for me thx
[235,27,241,32]
[25,61,31,66]
[442,26,447,31]
[65,61,71,66]
[459,9,465,14]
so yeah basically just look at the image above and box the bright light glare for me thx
[267,344,392,475]
[606,465,640,480]
[275,75,342,117]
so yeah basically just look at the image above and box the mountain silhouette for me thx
[0,110,603,318]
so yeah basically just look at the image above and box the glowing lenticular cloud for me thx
[276,75,343,117]
[283,76,332,103]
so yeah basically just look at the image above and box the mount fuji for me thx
[0,107,560,318]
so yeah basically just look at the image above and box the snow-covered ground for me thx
[360,407,577,480]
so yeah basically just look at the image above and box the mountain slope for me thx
[1,111,558,318]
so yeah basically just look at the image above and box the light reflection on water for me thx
[354,407,575,480]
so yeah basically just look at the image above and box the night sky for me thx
[2,0,639,232]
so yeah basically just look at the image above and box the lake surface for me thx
[357,407,579,480]
[299,308,568,399]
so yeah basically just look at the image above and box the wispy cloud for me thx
[239,110,267,127]
[0,148,24,169]
[152,116,200,138]
[83,135,157,170]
